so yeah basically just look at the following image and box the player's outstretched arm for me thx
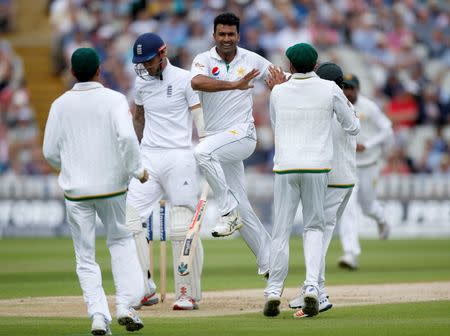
[265,66,288,91]
[333,84,360,136]
[191,69,260,92]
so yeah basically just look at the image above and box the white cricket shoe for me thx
[378,221,390,240]
[302,285,319,317]
[211,210,243,237]
[317,293,333,312]
[289,289,333,313]
[293,295,334,318]
[288,286,306,309]
[173,295,199,310]
[263,294,281,317]
[338,253,359,270]
[117,307,144,332]
[91,314,111,335]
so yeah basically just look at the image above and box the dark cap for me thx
[285,43,318,73]
[316,62,343,86]
[132,33,166,64]
[71,48,100,74]
[342,73,360,88]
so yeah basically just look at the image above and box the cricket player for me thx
[288,62,357,317]
[126,33,205,310]
[263,44,360,318]
[43,48,146,335]
[338,74,393,270]
[190,12,271,276]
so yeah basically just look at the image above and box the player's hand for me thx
[139,169,149,183]
[356,144,366,152]
[265,65,287,90]
[234,68,260,90]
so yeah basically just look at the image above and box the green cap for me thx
[71,48,100,75]
[316,62,343,87]
[285,43,318,73]
[342,73,360,88]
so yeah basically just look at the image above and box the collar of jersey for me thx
[209,46,243,63]
[160,59,172,78]
[71,82,104,91]
[291,71,317,80]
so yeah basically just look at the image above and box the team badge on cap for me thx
[212,66,220,77]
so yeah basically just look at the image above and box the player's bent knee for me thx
[168,206,193,240]
[193,147,211,166]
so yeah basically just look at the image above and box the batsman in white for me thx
[126,33,205,310]
[43,48,146,335]
[263,44,359,318]
[288,62,358,317]
[338,74,393,270]
[190,12,271,276]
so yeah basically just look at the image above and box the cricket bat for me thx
[147,214,154,278]
[177,182,209,276]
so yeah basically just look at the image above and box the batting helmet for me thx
[132,33,166,64]
[316,62,344,88]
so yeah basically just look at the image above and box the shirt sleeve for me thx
[269,89,277,131]
[332,83,360,136]
[185,75,200,108]
[255,53,272,80]
[42,102,62,169]
[191,53,209,79]
[111,95,144,180]
[363,102,393,149]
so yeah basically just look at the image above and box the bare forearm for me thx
[133,104,145,143]
[191,75,237,92]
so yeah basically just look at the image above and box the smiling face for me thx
[213,24,239,58]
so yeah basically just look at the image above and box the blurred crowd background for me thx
[1,0,450,177]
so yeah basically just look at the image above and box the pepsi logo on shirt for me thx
[211,66,220,77]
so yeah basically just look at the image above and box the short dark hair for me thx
[214,12,240,33]
[72,69,98,82]
[292,63,316,74]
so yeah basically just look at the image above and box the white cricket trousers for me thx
[319,187,353,292]
[339,184,361,256]
[339,163,385,256]
[65,194,144,323]
[126,148,202,301]
[265,173,328,297]
[194,122,271,274]
[127,148,198,216]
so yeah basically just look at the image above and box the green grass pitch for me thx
[1,237,449,335]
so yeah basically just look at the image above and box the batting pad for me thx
[169,206,203,301]
[172,239,203,302]
[126,204,155,295]
[168,206,193,240]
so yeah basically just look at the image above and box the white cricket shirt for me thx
[135,61,200,149]
[354,95,393,167]
[270,72,360,173]
[43,82,144,200]
[191,46,271,134]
